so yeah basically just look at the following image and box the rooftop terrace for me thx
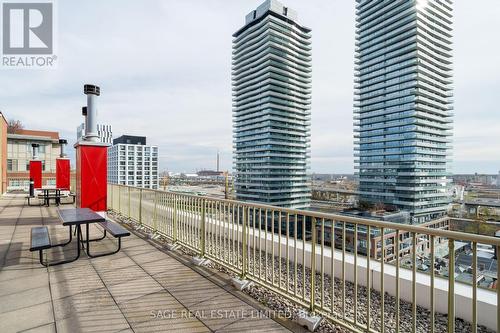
[1,184,499,333]
[0,196,295,333]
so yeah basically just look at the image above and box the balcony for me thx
[1,185,499,333]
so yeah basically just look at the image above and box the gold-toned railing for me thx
[107,184,500,333]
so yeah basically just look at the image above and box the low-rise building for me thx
[6,129,61,190]
[197,170,224,178]
[108,135,159,189]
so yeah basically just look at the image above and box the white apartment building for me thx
[77,123,113,144]
[108,135,159,189]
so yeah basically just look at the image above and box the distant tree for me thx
[7,119,24,133]
[478,207,493,222]
[358,200,373,211]
[374,201,386,212]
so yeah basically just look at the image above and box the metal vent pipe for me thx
[31,143,39,160]
[59,139,68,157]
[83,84,100,142]
[81,106,88,140]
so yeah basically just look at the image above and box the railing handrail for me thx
[108,183,500,332]
[109,183,500,246]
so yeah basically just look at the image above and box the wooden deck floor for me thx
[0,196,296,333]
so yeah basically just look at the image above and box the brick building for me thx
[0,113,7,193]
[6,129,61,191]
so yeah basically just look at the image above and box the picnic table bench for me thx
[29,208,130,266]
[30,227,52,265]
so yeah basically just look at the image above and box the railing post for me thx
[240,206,247,279]
[200,199,206,257]
[173,196,178,243]
[118,185,121,213]
[107,184,111,210]
[497,244,500,333]
[128,186,131,218]
[138,188,143,226]
[448,239,455,333]
[109,184,113,211]
[153,191,158,232]
[310,217,316,313]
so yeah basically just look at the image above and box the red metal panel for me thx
[29,160,42,189]
[75,145,107,212]
[56,158,71,190]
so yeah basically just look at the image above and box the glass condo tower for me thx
[354,0,453,223]
[232,0,312,209]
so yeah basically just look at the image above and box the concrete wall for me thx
[113,198,498,331]
[7,138,60,172]
[205,216,498,331]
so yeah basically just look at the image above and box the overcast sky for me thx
[1,0,499,174]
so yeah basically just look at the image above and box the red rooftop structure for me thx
[29,143,42,189]
[56,139,70,190]
[74,84,109,212]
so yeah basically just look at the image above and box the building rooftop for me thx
[0,112,7,125]
[0,197,292,332]
[233,0,310,37]
[7,129,60,140]
[113,135,147,146]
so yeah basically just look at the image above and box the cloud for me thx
[0,0,499,174]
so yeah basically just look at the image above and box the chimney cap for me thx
[31,143,39,148]
[59,139,68,144]
[84,84,100,96]
[82,106,87,115]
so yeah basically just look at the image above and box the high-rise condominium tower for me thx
[354,0,453,223]
[232,0,312,209]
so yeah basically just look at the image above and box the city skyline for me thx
[1,0,499,174]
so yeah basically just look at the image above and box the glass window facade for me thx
[107,143,159,190]
[354,0,453,223]
[232,0,311,209]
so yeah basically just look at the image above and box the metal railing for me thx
[7,177,57,191]
[107,184,500,333]
[6,175,77,192]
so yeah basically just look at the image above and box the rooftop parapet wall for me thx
[244,0,297,25]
